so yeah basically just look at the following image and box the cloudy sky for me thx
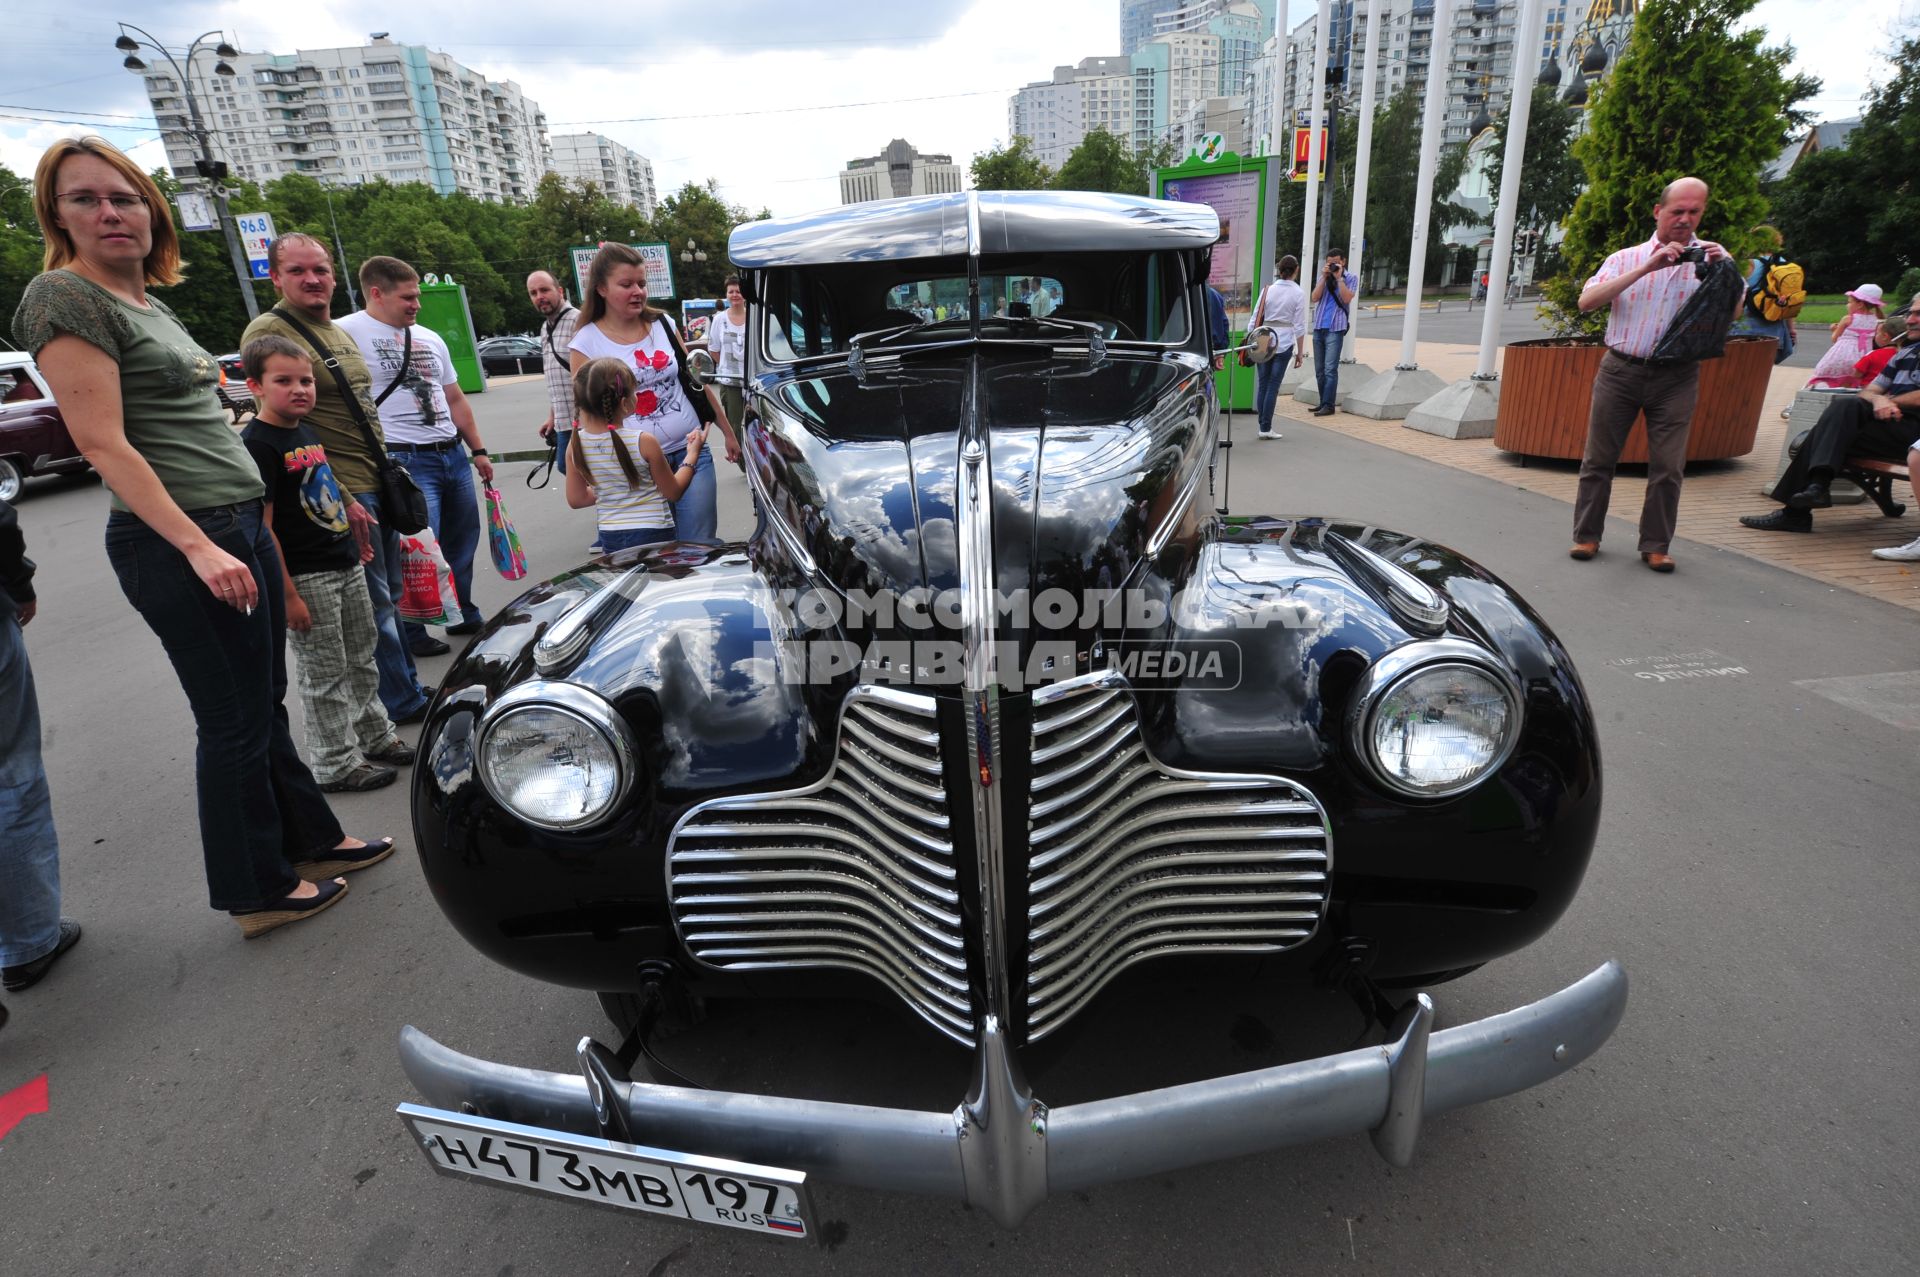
[3,0,1912,219]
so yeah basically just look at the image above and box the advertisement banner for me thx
[1291,129,1328,183]
[569,243,677,303]
[1160,170,1260,333]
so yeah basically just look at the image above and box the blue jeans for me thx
[0,613,61,967]
[355,491,429,719]
[391,445,485,643]
[553,427,570,476]
[104,502,343,910]
[598,526,674,553]
[1255,356,1285,432]
[1313,328,1347,408]
[664,441,718,542]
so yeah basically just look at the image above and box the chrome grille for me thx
[667,686,972,1042]
[1024,673,1332,1041]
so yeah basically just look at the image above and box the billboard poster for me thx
[569,242,677,303]
[1160,170,1260,331]
[1292,128,1329,182]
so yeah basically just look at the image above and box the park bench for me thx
[1842,456,1912,519]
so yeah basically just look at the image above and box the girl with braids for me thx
[565,357,706,552]
[568,243,737,542]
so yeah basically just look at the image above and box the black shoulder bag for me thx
[656,313,717,426]
[270,307,430,534]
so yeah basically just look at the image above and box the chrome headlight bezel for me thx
[1345,639,1524,800]
[476,681,638,831]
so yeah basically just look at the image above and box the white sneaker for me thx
[1871,536,1920,561]
[1257,429,1282,441]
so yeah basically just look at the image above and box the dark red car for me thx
[0,352,89,502]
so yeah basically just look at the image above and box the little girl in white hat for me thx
[1807,283,1886,388]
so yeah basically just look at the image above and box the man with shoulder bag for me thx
[1567,177,1745,574]
[526,270,579,479]
[338,256,495,656]
[242,235,435,721]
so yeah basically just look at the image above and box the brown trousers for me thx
[1571,352,1701,554]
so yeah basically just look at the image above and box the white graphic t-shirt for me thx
[335,311,458,445]
[569,317,701,451]
[707,309,747,383]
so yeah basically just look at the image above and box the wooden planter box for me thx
[1493,336,1775,463]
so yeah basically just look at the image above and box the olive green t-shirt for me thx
[240,308,386,496]
[11,270,263,513]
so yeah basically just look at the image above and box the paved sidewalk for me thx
[1266,338,1920,614]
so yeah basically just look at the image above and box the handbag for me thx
[397,527,463,624]
[269,307,431,534]
[657,314,718,426]
[484,486,528,580]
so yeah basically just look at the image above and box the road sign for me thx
[235,211,276,279]
[569,243,676,303]
[175,190,215,233]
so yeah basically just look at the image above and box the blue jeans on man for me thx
[389,444,485,648]
[1313,328,1347,410]
[355,490,430,720]
[0,613,61,969]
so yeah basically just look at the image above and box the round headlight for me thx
[479,684,635,830]
[1357,654,1520,799]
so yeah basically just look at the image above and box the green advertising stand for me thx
[417,275,486,394]
[1155,145,1282,412]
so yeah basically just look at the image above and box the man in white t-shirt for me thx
[337,256,496,654]
[1250,255,1306,440]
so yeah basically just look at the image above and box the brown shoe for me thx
[1568,542,1599,561]
[1641,552,1676,573]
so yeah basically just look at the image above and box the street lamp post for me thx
[114,22,260,320]
[679,238,708,297]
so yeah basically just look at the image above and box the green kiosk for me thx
[1155,143,1283,413]
[415,274,487,394]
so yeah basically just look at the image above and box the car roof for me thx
[728,190,1220,269]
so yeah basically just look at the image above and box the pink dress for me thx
[1808,313,1881,388]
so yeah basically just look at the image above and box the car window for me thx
[1,369,45,403]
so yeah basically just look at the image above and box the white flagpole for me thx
[1474,0,1547,379]
[1396,0,1456,369]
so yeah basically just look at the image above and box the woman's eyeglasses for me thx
[56,192,149,215]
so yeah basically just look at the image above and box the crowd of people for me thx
[0,137,744,1023]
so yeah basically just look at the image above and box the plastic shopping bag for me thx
[485,485,528,581]
[398,529,463,625]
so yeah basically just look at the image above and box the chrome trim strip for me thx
[475,681,640,831]
[966,189,982,259]
[1343,638,1526,801]
[533,566,650,677]
[1321,530,1450,636]
[397,960,1629,1227]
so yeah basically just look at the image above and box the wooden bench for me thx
[1842,457,1912,518]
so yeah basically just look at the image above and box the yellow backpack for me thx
[1749,253,1807,323]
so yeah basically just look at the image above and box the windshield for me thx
[759,251,1194,362]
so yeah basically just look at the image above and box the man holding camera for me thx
[1568,177,1740,573]
[1307,248,1357,416]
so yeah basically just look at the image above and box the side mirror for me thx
[687,349,716,388]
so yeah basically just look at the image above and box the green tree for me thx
[147,169,274,354]
[970,136,1054,190]
[1,164,45,327]
[654,179,757,301]
[1771,30,1920,292]
[1053,128,1154,195]
[1543,0,1818,333]
[1357,91,1475,286]
[1485,85,1585,236]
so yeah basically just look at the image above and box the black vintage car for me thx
[395,191,1626,1237]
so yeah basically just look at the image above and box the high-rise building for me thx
[1121,0,1186,56]
[1010,56,1136,170]
[548,133,658,216]
[128,34,550,203]
[839,140,964,204]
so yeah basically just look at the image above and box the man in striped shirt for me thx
[1569,176,1739,573]
[527,271,580,475]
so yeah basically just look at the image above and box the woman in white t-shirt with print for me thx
[568,243,738,541]
[565,357,705,552]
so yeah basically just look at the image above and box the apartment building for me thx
[1009,56,1136,170]
[129,34,550,203]
[839,140,965,204]
[548,133,658,216]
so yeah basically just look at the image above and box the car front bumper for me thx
[397,960,1626,1227]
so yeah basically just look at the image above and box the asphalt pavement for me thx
[1,378,1916,1275]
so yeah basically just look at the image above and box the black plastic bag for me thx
[1649,259,1745,364]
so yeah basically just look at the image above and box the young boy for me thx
[240,335,414,792]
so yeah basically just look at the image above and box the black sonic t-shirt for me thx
[242,418,356,576]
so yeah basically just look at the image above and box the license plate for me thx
[397,1104,814,1240]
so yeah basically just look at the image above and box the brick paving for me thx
[1266,337,1920,614]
